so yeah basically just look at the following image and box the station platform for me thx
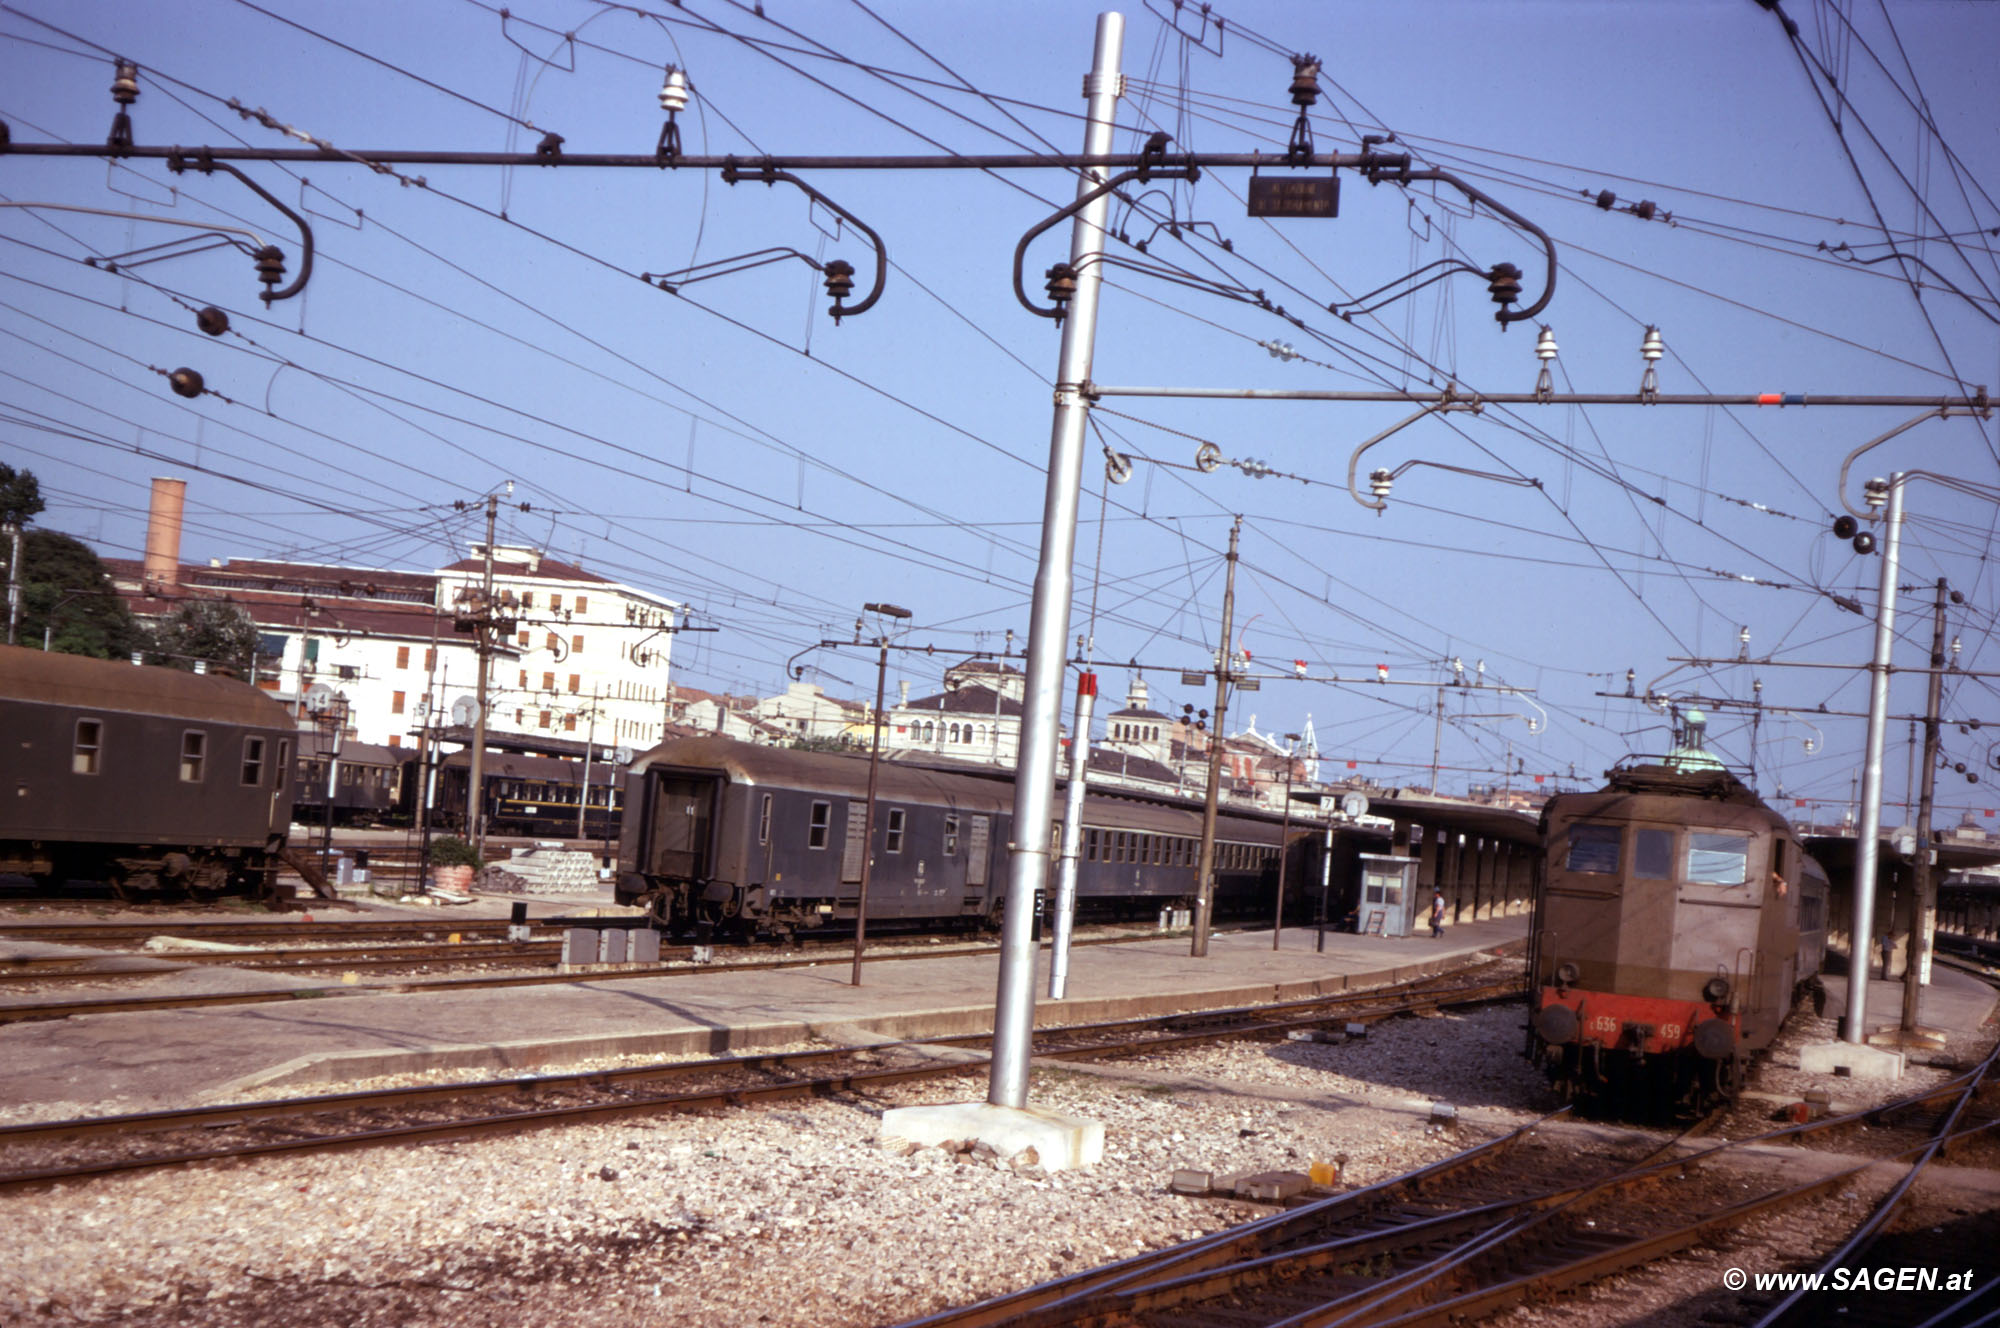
[0,913,1529,1113]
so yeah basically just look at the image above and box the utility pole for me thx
[3,519,20,646]
[468,492,498,859]
[1272,732,1299,950]
[852,601,910,986]
[1901,577,1949,1033]
[1049,668,1098,999]
[1430,684,1446,794]
[1191,514,1242,958]
[987,11,1123,1114]
[577,686,599,840]
[1845,475,1902,1044]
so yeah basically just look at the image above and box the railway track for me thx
[892,1009,2000,1328]
[0,963,1523,1193]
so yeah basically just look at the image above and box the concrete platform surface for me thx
[0,917,1527,1111]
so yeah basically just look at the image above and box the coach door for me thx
[646,773,714,880]
[840,801,868,885]
[965,815,992,888]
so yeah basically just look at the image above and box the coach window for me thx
[808,800,832,850]
[1634,828,1674,879]
[1564,823,1621,874]
[944,814,959,856]
[73,718,103,775]
[886,808,907,854]
[759,794,773,846]
[180,731,207,783]
[241,736,266,786]
[1686,831,1751,886]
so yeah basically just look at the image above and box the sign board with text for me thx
[1248,175,1340,219]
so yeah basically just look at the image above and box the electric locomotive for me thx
[1527,722,1827,1115]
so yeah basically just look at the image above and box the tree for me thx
[0,462,44,532]
[148,598,260,674]
[18,530,143,659]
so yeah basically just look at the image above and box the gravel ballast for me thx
[3,970,1994,1327]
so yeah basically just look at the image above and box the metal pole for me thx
[989,11,1124,1112]
[1049,671,1097,999]
[1317,815,1333,952]
[1901,577,1948,1031]
[468,493,498,855]
[577,689,596,840]
[1191,514,1241,957]
[1845,475,1902,1044]
[852,632,892,986]
[1271,743,1294,950]
[1430,685,1445,794]
[5,522,20,646]
[320,718,342,888]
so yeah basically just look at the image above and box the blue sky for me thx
[4,0,1997,819]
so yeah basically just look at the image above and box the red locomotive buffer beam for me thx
[1534,986,1738,1061]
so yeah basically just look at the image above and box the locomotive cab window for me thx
[808,800,831,850]
[1634,828,1674,879]
[1563,823,1621,874]
[180,731,207,783]
[73,718,103,775]
[1686,831,1751,885]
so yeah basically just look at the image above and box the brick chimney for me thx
[143,477,187,595]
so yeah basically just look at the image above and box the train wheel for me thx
[109,869,159,902]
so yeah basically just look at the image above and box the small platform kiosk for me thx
[1357,852,1420,936]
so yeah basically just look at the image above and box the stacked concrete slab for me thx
[487,845,602,894]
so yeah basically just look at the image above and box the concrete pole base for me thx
[880,1101,1104,1173]
[1799,1040,1906,1081]
[1867,1026,1949,1051]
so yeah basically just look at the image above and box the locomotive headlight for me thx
[1702,976,1731,1005]
[1556,962,1580,988]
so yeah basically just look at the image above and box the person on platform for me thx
[1430,890,1446,939]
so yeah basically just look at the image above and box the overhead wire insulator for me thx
[253,245,286,303]
[1487,262,1523,309]
[656,65,689,164]
[1369,468,1393,501]
[1044,262,1079,322]
[1533,325,1557,402]
[168,367,205,399]
[1286,54,1320,164]
[823,258,856,321]
[108,59,138,154]
[196,306,229,337]
[1639,323,1663,402]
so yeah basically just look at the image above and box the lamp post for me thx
[852,601,911,986]
[1272,732,1300,950]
